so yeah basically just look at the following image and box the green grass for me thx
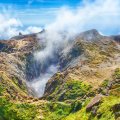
[95,96,120,120]
[0,97,39,120]
[48,79,92,101]
[42,102,71,120]
[61,80,92,100]
[0,85,4,96]
[63,96,120,120]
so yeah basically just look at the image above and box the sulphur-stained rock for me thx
[86,94,103,112]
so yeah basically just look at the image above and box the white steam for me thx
[30,0,120,97]
[28,65,58,97]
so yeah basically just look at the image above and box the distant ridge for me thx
[10,29,45,40]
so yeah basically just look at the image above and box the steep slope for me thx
[0,29,120,120]
[0,34,47,120]
[0,34,39,98]
[0,33,72,120]
[44,30,120,100]
[43,30,120,120]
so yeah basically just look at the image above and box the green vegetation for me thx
[101,79,109,88]
[0,97,39,120]
[47,79,92,101]
[0,72,28,101]
[96,96,120,120]
[63,96,120,120]
[12,76,27,93]
[99,79,109,95]
[70,100,82,113]
[62,98,90,120]
[63,80,92,100]
[44,102,71,120]
[0,97,84,120]
[0,73,39,120]
[0,85,4,96]
[114,68,120,79]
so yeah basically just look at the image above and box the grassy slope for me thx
[63,96,120,120]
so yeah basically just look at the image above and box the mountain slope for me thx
[0,29,120,120]
[44,30,120,100]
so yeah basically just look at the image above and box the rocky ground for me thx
[0,29,120,120]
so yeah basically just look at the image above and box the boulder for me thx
[86,94,103,112]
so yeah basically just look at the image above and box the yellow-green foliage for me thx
[0,72,27,100]
[48,79,92,101]
[44,102,71,120]
[63,96,120,120]
[99,79,109,95]
[96,96,120,120]
[101,79,109,88]
[0,84,4,96]
[62,98,90,120]
[63,80,92,100]
[0,97,38,120]
[114,68,120,79]
[12,76,27,93]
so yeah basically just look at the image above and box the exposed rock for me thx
[76,29,103,41]
[0,29,120,120]
[44,30,120,100]
[86,94,103,112]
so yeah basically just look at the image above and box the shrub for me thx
[114,68,120,79]
[62,80,92,100]
[0,97,38,120]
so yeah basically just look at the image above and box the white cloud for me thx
[0,14,22,39]
[0,13,42,39]
[46,0,120,35]
[23,26,42,34]
[28,65,58,97]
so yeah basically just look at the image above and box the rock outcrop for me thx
[86,94,103,112]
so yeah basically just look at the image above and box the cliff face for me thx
[0,30,120,120]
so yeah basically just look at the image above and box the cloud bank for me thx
[46,0,120,35]
[0,14,22,39]
[0,13,42,39]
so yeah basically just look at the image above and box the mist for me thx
[28,0,120,97]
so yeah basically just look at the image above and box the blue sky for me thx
[0,0,81,7]
[0,0,83,26]
[0,0,120,39]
